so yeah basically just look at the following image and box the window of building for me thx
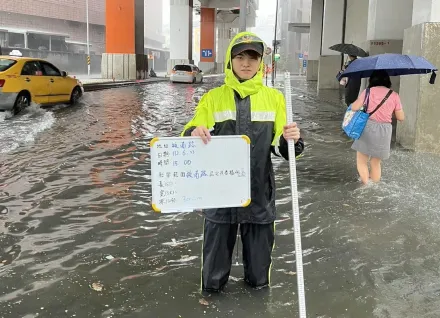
[8,33,25,48]
[0,31,7,48]
[28,33,50,51]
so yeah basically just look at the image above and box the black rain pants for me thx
[201,219,275,292]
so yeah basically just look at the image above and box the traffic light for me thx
[274,53,280,61]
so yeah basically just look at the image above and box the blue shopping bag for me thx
[342,89,370,140]
[342,88,393,140]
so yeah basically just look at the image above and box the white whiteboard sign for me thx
[150,135,251,213]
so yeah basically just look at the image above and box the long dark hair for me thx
[368,70,392,88]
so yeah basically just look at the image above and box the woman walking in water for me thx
[350,70,405,184]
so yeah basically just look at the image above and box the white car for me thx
[170,64,203,84]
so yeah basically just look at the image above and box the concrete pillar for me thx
[412,0,440,25]
[343,0,412,101]
[366,0,413,94]
[307,0,323,81]
[239,0,247,32]
[216,22,230,73]
[168,0,193,73]
[317,0,344,89]
[345,0,413,51]
[102,0,147,80]
[397,2,440,154]
[366,0,413,41]
[199,8,216,74]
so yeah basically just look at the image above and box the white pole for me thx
[284,71,307,318]
[86,0,90,76]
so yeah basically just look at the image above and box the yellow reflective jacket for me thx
[181,31,304,224]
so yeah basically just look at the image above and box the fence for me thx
[1,46,102,75]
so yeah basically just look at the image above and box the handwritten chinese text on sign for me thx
[150,135,251,213]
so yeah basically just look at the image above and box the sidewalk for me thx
[80,77,169,92]
[74,73,224,92]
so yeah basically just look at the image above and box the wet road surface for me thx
[1,76,440,318]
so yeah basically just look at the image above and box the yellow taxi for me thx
[0,54,84,114]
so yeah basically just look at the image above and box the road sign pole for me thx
[86,0,90,76]
[272,0,279,86]
[266,67,268,86]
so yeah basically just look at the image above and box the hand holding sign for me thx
[191,126,212,144]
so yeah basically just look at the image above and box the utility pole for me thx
[86,0,90,76]
[271,0,279,86]
[239,0,247,32]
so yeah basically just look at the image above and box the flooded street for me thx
[1,76,440,318]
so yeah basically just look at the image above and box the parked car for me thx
[170,64,203,84]
[0,55,83,115]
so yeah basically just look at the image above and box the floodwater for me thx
[0,76,440,318]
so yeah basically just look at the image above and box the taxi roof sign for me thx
[9,50,23,57]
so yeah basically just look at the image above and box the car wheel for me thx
[70,87,82,105]
[13,92,30,115]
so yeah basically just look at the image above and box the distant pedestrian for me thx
[350,70,405,184]
[343,55,362,106]
[149,68,157,77]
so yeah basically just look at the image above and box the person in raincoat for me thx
[343,55,362,106]
[181,32,305,292]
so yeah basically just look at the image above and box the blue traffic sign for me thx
[298,53,303,59]
[303,59,307,68]
[201,49,213,58]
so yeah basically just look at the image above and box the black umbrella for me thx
[329,43,368,57]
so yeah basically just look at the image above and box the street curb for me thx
[83,78,169,92]
[82,73,225,92]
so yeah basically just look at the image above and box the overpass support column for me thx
[216,22,230,73]
[307,0,323,81]
[199,8,216,74]
[317,0,344,89]
[397,0,440,154]
[168,0,193,73]
[364,0,413,94]
[102,0,147,80]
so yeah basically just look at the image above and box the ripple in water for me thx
[0,104,55,154]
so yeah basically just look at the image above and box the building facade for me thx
[0,0,168,73]
[277,0,312,74]
[0,0,106,54]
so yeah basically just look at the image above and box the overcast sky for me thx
[257,0,275,15]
